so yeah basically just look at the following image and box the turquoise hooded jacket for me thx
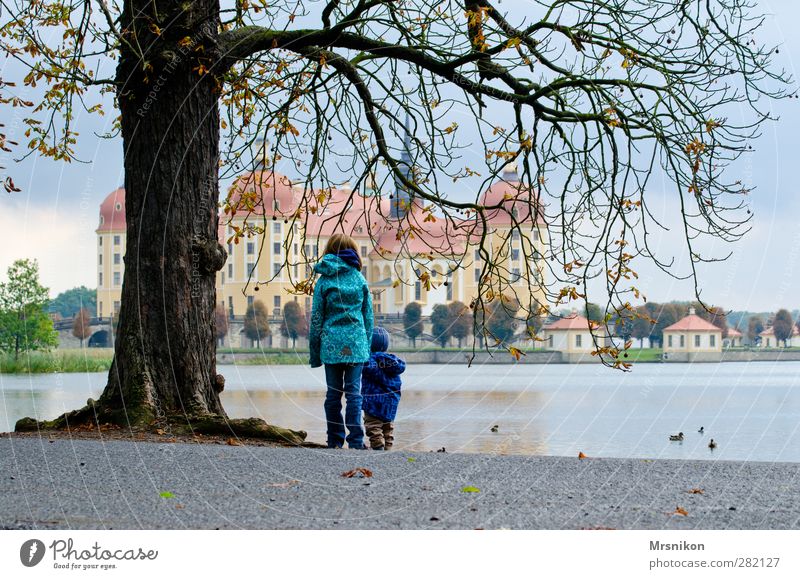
[309,253,373,367]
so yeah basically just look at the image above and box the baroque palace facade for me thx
[96,162,548,326]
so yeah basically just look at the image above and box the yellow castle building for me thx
[96,161,548,332]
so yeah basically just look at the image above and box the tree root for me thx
[15,399,308,447]
[172,416,307,446]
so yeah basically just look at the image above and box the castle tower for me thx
[391,113,414,219]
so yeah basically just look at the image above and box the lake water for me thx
[3,362,800,462]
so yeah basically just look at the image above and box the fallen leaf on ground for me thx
[673,506,689,516]
[686,488,704,494]
[175,504,184,510]
[159,491,175,499]
[578,451,587,459]
[430,516,440,522]
[267,479,300,488]
[226,438,242,446]
[342,468,373,478]
[461,486,481,493]
[407,457,416,463]
[155,428,166,435]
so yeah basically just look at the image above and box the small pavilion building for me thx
[758,326,800,348]
[542,312,599,361]
[662,307,723,359]
[724,327,743,348]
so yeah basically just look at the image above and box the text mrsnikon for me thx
[650,540,705,551]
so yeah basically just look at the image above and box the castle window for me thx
[247,263,255,276]
[247,242,255,255]
[114,253,121,265]
[113,235,120,246]
[113,272,121,287]
[273,222,281,234]
[273,242,281,255]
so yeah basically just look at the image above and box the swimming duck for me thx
[490,425,499,433]
[698,427,704,434]
[669,432,684,441]
[708,439,717,449]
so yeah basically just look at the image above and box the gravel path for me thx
[1,437,799,529]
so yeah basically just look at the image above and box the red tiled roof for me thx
[726,327,742,338]
[663,314,721,333]
[544,314,592,331]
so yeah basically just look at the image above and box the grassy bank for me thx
[622,348,663,362]
[0,349,114,374]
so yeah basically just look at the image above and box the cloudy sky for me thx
[1,0,798,313]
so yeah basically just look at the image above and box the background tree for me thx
[630,305,654,349]
[244,301,272,349]
[0,259,57,358]
[4,0,788,434]
[280,301,307,348]
[585,303,604,324]
[403,302,423,348]
[71,308,93,348]
[650,303,682,349]
[747,315,765,346]
[692,302,728,338]
[50,287,97,319]
[772,309,794,347]
[430,303,452,348]
[484,297,520,345]
[449,301,471,348]
[215,306,229,347]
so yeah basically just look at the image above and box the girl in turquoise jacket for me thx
[309,233,373,448]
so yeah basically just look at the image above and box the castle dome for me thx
[97,187,126,232]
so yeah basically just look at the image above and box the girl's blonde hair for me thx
[323,232,361,269]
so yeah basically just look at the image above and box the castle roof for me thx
[663,314,721,333]
[97,187,126,232]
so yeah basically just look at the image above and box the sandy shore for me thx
[1,436,798,529]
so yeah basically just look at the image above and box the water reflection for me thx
[2,362,800,462]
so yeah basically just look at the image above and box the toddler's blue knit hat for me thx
[371,327,389,353]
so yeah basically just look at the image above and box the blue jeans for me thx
[323,363,365,448]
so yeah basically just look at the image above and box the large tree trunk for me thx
[15,0,305,445]
[94,0,226,427]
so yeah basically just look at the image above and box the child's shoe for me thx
[371,445,384,451]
